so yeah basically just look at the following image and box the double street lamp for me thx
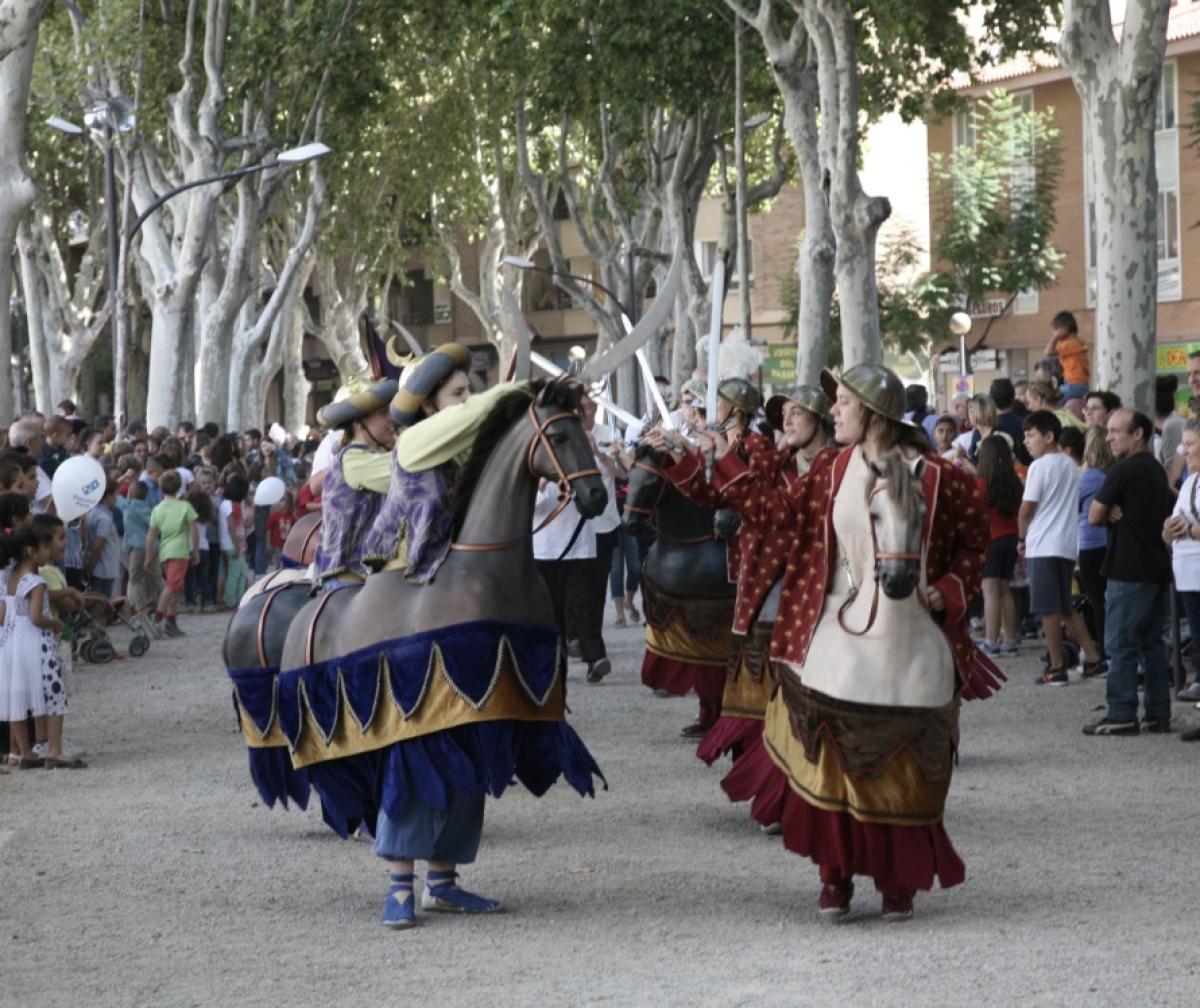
[48,101,329,425]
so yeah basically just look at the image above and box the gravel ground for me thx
[4,607,1200,1007]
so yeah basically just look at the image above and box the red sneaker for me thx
[881,892,914,921]
[818,880,853,920]
[679,720,712,738]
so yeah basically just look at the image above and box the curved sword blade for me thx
[580,239,684,382]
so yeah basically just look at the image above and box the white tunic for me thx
[787,448,955,708]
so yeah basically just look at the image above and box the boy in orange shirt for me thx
[1046,310,1089,402]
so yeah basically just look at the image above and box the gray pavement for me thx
[3,609,1200,1007]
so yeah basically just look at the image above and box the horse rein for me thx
[837,480,922,637]
[624,459,718,545]
[450,403,602,553]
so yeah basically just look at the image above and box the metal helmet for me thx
[765,384,831,431]
[679,378,707,407]
[716,377,761,416]
[819,363,912,425]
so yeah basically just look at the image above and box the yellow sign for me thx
[762,342,797,385]
[1158,343,1200,371]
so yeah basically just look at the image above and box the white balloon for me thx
[51,455,107,523]
[253,475,286,507]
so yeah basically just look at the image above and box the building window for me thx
[1010,91,1038,315]
[696,240,754,290]
[1084,60,1180,304]
[953,105,975,151]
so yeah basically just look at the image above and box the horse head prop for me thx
[622,441,669,537]
[866,451,926,601]
[448,378,606,553]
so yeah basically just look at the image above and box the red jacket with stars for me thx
[710,442,1005,700]
[660,435,798,635]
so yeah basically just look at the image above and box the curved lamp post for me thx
[46,110,329,424]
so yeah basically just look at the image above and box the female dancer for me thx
[312,369,399,588]
[701,363,1001,921]
[648,384,831,763]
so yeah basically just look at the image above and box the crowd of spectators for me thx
[911,313,1200,740]
[0,400,323,637]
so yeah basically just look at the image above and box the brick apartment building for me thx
[925,5,1200,410]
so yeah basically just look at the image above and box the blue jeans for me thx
[1105,580,1170,722]
[609,527,641,599]
[1179,590,1200,681]
[1061,382,1087,402]
[373,792,485,863]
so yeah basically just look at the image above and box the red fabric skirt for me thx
[722,736,965,894]
[696,713,763,765]
[641,652,726,703]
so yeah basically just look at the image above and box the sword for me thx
[530,351,640,428]
[704,256,726,479]
[635,348,675,431]
[580,239,684,383]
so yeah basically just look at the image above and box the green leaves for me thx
[928,88,1065,321]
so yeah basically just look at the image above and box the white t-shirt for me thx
[219,499,237,552]
[532,482,596,561]
[1171,473,1200,591]
[1022,452,1081,560]
[589,422,621,535]
[32,465,52,515]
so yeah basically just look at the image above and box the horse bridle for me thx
[450,402,602,553]
[624,459,718,545]
[837,480,923,636]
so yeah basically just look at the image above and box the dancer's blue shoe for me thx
[380,872,416,929]
[421,870,502,913]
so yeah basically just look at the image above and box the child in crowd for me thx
[0,450,38,501]
[0,491,31,530]
[218,474,250,609]
[931,415,959,461]
[183,485,217,612]
[82,479,121,598]
[1045,310,1090,403]
[32,513,86,766]
[1,525,70,769]
[975,435,1023,656]
[144,470,198,638]
[119,481,158,617]
[116,454,142,496]
[195,466,222,609]
[265,491,296,571]
[1020,410,1106,685]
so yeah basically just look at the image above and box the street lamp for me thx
[127,142,331,242]
[46,105,330,425]
[49,97,135,424]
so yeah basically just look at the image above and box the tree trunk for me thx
[1059,0,1169,412]
[806,0,888,368]
[0,29,39,421]
[727,2,837,383]
[282,296,310,433]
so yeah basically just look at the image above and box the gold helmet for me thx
[764,384,831,430]
[820,363,913,426]
[716,377,761,415]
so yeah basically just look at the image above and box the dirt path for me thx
[4,609,1199,1007]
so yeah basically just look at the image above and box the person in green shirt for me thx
[145,470,198,638]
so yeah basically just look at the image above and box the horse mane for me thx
[450,378,582,534]
[871,449,925,525]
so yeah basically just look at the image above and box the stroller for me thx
[72,594,152,664]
